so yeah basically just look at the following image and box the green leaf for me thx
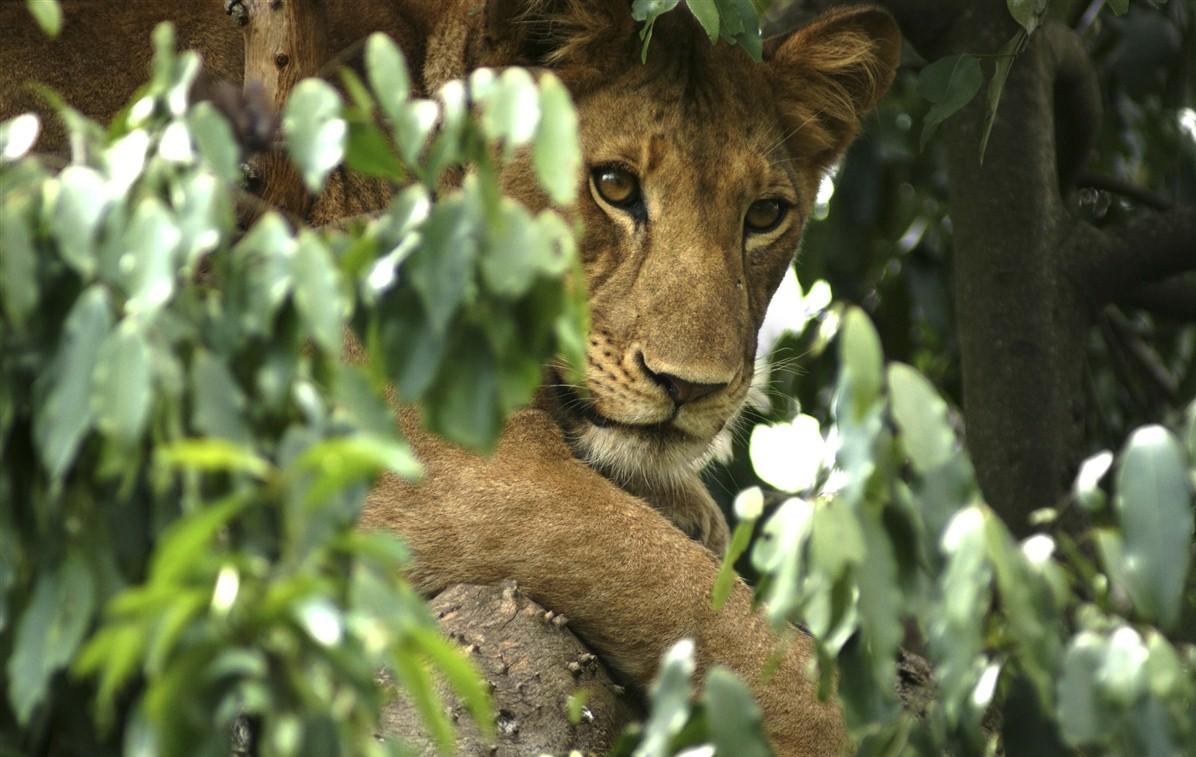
[294,434,422,506]
[1105,0,1129,16]
[479,199,547,298]
[888,363,955,474]
[393,99,439,168]
[25,0,62,37]
[52,165,108,276]
[365,33,411,121]
[408,196,477,335]
[35,286,113,478]
[980,31,1026,163]
[103,129,149,196]
[291,230,345,353]
[1006,0,1048,35]
[0,195,39,327]
[122,197,182,317]
[638,639,695,757]
[155,438,270,478]
[837,307,884,418]
[187,102,240,183]
[856,510,903,690]
[918,55,983,149]
[533,74,580,206]
[6,552,95,724]
[345,118,405,182]
[231,211,295,335]
[424,335,500,450]
[0,112,41,162]
[190,349,251,445]
[1057,631,1109,747]
[752,496,815,626]
[701,667,769,757]
[174,170,231,272]
[481,68,540,148]
[92,321,153,445]
[283,79,346,192]
[391,650,456,755]
[410,626,494,740]
[1112,425,1193,630]
[686,0,720,41]
[631,0,681,62]
[712,515,756,611]
[1072,450,1114,512]
[811,500,865,580]
[749,414,824,493]
[148,493,250,584]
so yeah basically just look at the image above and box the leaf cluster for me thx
[1,20,584,756]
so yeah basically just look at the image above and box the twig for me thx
[1103,306,1180,406]
[1076,171,1174,212]
[1116,276,1196,322]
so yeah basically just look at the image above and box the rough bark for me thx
[378,582,643,756]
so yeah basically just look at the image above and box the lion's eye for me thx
[591,166,641,208]
[745,198,788,234]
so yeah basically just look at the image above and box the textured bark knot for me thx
[274,52,289,68]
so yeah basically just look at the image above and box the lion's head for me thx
[455,1,900,491]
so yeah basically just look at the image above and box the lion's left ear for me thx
[766,6,901,169]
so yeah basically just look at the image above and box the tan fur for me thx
[1,2,899,753]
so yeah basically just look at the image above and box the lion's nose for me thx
[638,354,728,405]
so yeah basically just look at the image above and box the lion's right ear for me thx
[482,0,637,90]
[766,6,901,170]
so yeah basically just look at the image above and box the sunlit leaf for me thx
[1112,425,1193,630]
[283,79,346,192]
[636,639,695,757]
[365,32,411,121]
[52,165,108,276]
[25,0,62,37]
[533,74,580,205]
[123,197,182,317]
[0,112,40,161]
[481,68,540,149]
[749,414,824,493]
[187,102,240,183]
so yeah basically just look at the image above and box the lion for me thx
[1,1,899,753]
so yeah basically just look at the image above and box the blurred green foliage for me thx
[0,20,584,756]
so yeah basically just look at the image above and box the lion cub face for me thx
[493,5,899,490]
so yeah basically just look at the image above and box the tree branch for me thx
[1116,275,1196,321]
[1077,171,1174,212]
[1076,205,1196,305]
